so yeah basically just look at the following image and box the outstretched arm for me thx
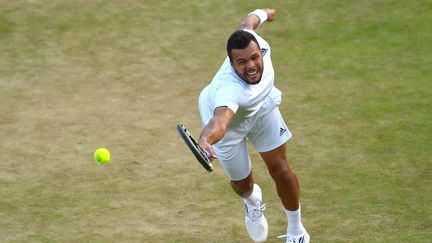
[237,8,277,31]
[198,107,234,161]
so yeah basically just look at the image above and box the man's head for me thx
[227,30,264,85]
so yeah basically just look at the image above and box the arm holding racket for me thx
[176,107,233,172]
[198,106,235,162]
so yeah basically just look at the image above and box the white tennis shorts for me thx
[199,98,292,181]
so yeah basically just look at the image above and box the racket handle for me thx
[204,150,211,159]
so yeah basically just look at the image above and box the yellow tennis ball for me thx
[94,148,110,164]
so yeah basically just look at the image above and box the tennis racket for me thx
[176,123,214,172]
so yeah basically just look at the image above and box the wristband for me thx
[248,9,268,26]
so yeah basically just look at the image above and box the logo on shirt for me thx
[261,48,268,56]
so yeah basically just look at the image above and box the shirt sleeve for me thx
[213,83,244,114]
[243,29,269,47]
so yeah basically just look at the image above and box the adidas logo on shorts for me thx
[280,127,287,136]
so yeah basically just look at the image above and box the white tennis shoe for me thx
[285,230,310,243]
[244,200,268,242]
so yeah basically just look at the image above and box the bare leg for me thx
[260,144,300,210]
[230,172,254,198]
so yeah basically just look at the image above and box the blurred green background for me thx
[0,0,430,242]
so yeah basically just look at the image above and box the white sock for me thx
[285,206,305,236]
[243,184,262,206]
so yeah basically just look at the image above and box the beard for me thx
[236,67,263,85]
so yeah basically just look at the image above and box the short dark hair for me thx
[227,30,260,61]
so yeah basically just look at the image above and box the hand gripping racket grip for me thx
[176,124,214,172]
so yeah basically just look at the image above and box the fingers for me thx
[200,143,217,161]
[265,8,276,21]
[208,153,217,162]
[204,147,217,162]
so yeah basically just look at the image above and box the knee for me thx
[231,177,253,197]
[268,162,294,182]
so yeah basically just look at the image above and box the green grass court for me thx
[0,0,430,242]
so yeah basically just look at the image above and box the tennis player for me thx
[197,8,310,243]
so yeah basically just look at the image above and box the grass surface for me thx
[0,0,431,242]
